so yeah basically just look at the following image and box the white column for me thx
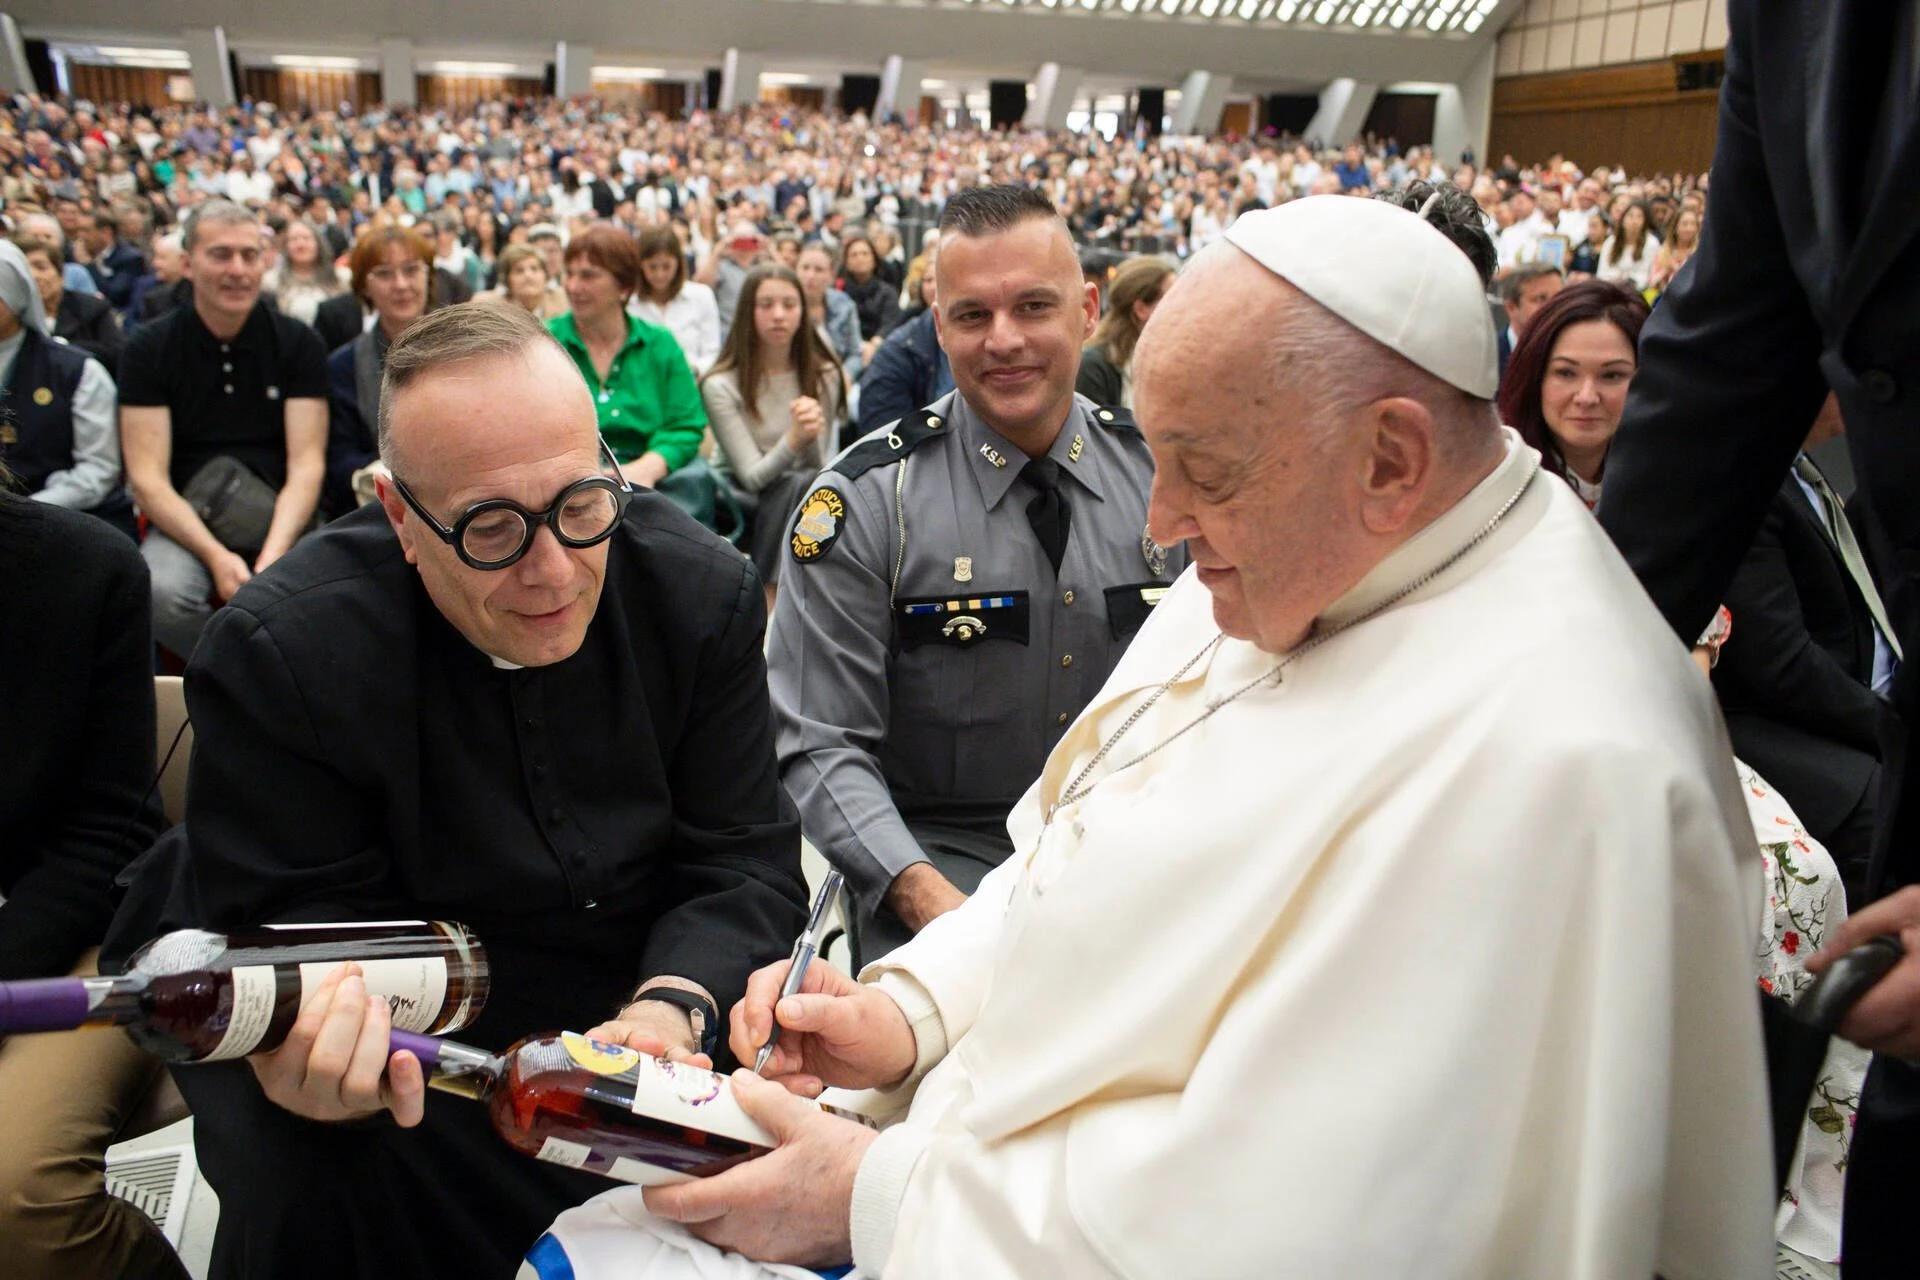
[1023,63,1081,131]
[1431,42,1495,167]
[719,48,763,111]
[182,26,235,108]
[1172,71,1232,135]
[1304,78,1379,148]
[555,41,595,99]
[0,15,34,94]
[877,55,923,122]
[379,38,415,108]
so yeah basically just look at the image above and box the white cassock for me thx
[532,432,1776,1279]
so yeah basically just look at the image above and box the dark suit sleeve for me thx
[281,321,330,400]
[855,332,923,437]
[75,299,124,370]
[640,555,808,1031]
[0,539,159,978]
[324,349,375,516]
[175,605,397,929]
[1076,345,1124,405]
[1595,0,1831,643]
[1716,499,1887,755]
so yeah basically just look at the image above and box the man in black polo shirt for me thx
[120,198,327,659]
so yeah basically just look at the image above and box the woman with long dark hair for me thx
[1496,280,1650,507]
[702,265,844,603]
[1597,200,1660,292]
[631,224,720,375]
[1076,256,1175,408]
[837,231,899,359]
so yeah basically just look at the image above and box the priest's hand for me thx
[1808,885,1920,1061]
[586,986,712,1069]
[249,963,427,1127]
[731,957,916,1096]
[644,1069,873,1268]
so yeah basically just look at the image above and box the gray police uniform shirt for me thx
[767,389,1186,915]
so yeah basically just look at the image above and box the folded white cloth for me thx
[520,1185,865,1280]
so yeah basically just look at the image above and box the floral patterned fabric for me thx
[1741,761,1871,1264]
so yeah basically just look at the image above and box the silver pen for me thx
[754,870,844,1074]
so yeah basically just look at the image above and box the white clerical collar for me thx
[488,654,524,670]
[1316,428,1546,633]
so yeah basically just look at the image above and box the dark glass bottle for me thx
[395,1029,870,1186]
[0,921,488,1062]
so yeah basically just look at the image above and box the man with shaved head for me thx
[766,184,1182,971]
[528,198,1775,1278]
[112,302,806,1276]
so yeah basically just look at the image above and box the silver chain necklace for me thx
[1043,460,1539,825]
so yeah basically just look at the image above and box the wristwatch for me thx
[626,986,719,1060]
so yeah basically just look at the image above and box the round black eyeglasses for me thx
[393,440,635,570]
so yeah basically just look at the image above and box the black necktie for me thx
[1022,458,1071,577]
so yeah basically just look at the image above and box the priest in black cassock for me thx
[107,302,809,1277]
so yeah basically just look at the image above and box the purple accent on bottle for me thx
[388,1028,444,1067]
[0,978,92,1033]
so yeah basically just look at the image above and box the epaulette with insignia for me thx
[828,408,950,481]
[1089,405,1140,434]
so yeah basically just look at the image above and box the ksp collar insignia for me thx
[31,387,52,406]
[978,442,1008,469]
[1142,526,1168,577]
[789,486,848,562]
[1067,433,1085,463]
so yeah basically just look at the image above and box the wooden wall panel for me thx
[1489,55,1721,175]
[416,75,544,112]
[240,69,381,112]
[1363,91,1438,148]
[66,64,176,107]
[1219,101,1253,137]
[588,80,687,117]
[760,86,826,113]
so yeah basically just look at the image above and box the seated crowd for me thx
[0,85,1898,1280]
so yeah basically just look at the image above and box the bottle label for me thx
[260,920,430,929]
[536,1136,593,1169]
[558,1032,775,1149]
[132,929,225,975]
[299,959,449,1033]
[203,964,279,1061]
[607,1155,694,1187]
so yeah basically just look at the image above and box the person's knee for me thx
[0,1143,111,1265]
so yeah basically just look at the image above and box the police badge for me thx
[1141,526,1168,577]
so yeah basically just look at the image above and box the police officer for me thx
[769,185,1185,965]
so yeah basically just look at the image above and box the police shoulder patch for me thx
[789,486,849,563]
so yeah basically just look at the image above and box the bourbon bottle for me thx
[0,921,488,1061]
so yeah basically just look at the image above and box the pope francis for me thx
[522,197,1776,1280]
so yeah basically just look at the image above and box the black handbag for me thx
[181,455,280,561]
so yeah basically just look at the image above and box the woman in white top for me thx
[631,225,721,375]
[1596,200,1661,292]
[701,264,844,604]
[265,219,346,326]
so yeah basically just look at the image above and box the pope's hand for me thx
[730,957,916,1096]
[644,1069,875,1267]
[248,963,426,1127]
[1807,885,1920,1061]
